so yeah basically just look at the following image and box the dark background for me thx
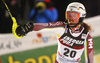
[53,0,100,20]
[0,0,100,33]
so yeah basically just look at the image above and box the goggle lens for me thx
[66,11,80,20]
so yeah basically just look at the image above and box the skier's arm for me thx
[15,21,64,36]
[84,33,93,63]
[33,21,64,31]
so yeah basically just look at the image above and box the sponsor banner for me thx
[94,54,100,63]
[0,31,57,55]
[1,45,57,63]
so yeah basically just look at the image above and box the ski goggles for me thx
[66,11,80,20]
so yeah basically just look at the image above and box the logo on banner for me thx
[0,40,21,50]
[32,33,57,44]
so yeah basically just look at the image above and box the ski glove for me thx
[16,22,34,36]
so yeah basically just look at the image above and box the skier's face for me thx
[66,11,80,26]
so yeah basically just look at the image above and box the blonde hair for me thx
[81,22,92,32]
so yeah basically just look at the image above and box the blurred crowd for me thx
[0,0,58,33]
[28,0,58,23]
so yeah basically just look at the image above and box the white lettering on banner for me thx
[88,39,93,49]
[61,36,84,46]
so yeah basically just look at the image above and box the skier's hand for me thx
[16,22,34,36]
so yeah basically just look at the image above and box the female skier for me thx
[16,2,93,63]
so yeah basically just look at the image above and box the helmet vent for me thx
[79,7,85,11]
[69,6,77,9]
